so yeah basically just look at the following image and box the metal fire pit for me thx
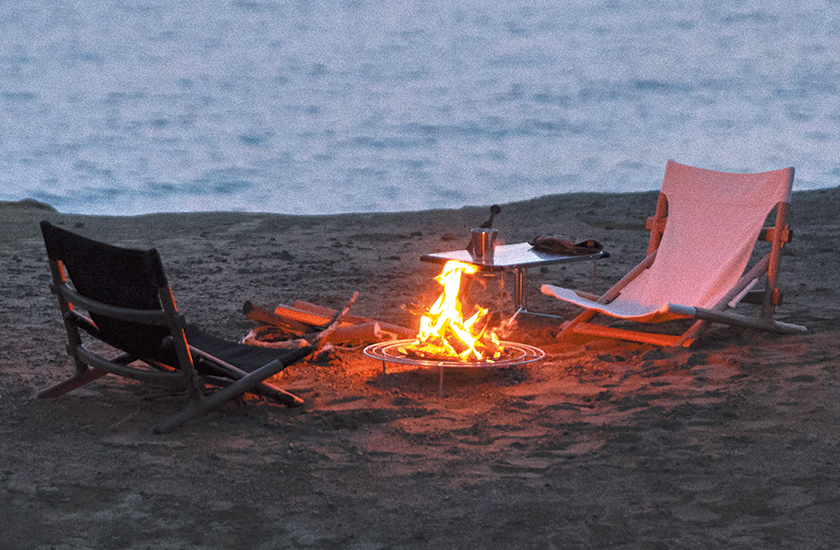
[364,339,545,394]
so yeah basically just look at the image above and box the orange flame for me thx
[406,260,504,362]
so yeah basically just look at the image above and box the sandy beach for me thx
[1,188,838,549]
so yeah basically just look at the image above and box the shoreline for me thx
[1,186,838,548]
[4,184,838,219]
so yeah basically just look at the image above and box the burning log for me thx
[443,324,472,357]
[402,260,508,363]
[476,332,505,359]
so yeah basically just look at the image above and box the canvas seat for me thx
[541,160,807,347]
[38,221,313,433]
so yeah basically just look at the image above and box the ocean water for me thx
[1,0,838,216]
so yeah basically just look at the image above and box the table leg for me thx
[505,268,526,322]
[508,266,563,322]
[514,267,526,312]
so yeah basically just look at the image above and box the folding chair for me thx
[39,221,313,433]
[541,160,807,347]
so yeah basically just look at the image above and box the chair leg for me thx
[676,319,707,348]
[38,367,109,399]
[248,381,304,407]
[569,321,683,347]
[203,375,304,407]
[153,359,294,434]
[557,308,599,339]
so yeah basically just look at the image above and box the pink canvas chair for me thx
[541,160,807,347]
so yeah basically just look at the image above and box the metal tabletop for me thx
[421,242,609,321]
[421,242,608,270]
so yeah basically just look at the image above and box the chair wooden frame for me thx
[39,221,311,433]
[542,162,807,348]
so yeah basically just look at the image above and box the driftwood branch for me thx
[312,291,358,349]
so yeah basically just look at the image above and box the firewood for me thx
[293,300,416,338]
[243,300,358,332]
[240,325,310,349]
[292,300,371,325]
[242,301,314,334]
[241,321,382,348]
[273,304,342,328]
[245,296,415,348]
[324,321,383,345]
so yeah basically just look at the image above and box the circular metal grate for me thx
[364,339,545,369]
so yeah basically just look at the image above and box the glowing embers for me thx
[404,260,504,362]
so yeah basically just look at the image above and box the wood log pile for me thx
[241,295,415,351]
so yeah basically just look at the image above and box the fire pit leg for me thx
[381,360,386,375]
[438,366,444,395]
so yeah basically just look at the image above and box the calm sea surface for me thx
[1,0,838,216]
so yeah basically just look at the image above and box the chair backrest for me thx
[619,160,794,310]
[40,221,173,359]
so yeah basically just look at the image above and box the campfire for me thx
[364,259,544,392]
[404,260,505,362]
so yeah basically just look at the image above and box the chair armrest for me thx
[64,309,99,334]
[574,290,602,302]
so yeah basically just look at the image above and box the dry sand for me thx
[1,188,838,549]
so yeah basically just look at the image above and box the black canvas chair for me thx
[39,221,313,433]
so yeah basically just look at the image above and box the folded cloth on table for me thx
[529,235,604,256]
